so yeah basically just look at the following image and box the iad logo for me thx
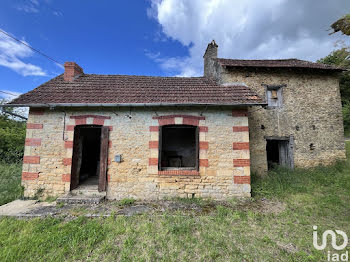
[313,226,348,261]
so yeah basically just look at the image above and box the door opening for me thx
[79,127,101,186]
[70,125,109,191]
[266,137,294,170]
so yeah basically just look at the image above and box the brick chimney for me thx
[203,40,218,78]
[64,62,83,81]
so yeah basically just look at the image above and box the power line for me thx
[0,90,18,97]
[0,28,64,66]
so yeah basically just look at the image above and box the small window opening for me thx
[266,85,283,108]
[159,125,199,170]
[266,139,293,170]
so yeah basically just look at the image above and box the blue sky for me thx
[0,0,349,99]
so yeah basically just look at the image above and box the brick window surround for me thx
[150,115,208,176]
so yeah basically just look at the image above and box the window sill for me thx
[158,170,200,176]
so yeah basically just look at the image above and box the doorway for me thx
[266,137,294,170]
[70,125,109,192]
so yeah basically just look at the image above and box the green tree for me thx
[330,14,350,36]
[0,113,26,163]
[318,48,350,136]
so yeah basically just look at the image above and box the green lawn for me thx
[0,143,349,261]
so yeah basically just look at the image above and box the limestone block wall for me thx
[220,68,346,174]
[22,107,251,199]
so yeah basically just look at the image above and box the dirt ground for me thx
[0,198,286,220]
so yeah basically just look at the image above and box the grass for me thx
[117,198,136,206]
[0,161,23,206]
[0,143,349,261]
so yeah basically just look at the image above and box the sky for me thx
[0,0,350,100]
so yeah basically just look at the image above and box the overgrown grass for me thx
[0,143,349,261]
[0,161,23,206]
[117,198,136,206]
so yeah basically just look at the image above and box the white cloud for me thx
[15,0,39,13]
[0,29,46,76]
[147,0,350,76]
[0,90,22,100]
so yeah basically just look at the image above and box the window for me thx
[265,85,284,108]
[159,125,199,170]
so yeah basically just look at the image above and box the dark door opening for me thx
[266,138,293,170]
[70,125,109,191]
[79,127,101,185]
[159,125,199,170]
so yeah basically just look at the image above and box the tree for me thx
[318,48,350,136]
[317,48,350,104]
[330,14,350,36]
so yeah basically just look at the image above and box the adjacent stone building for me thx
[7,41,346,200]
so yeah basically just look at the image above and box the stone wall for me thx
[219,68,346,174]
[22,107,251,199]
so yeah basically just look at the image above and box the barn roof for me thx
[215,58,343,71]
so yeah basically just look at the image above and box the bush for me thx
[343,102,350,136]
[0,115,26,163]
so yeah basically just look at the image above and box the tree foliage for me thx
[330,14,350,36]
[0,115,26,163]
[318,48,350,136]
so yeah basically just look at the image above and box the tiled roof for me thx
[9,74,265,106]
[215,58,343,71]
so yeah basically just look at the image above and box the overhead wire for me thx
[0,28,64,66]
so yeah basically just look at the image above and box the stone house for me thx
[7,41,346,200]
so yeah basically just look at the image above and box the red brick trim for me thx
[66,125,75,131]
[70,115,111,119]
[149,141,159,149]
[233,159,250,167]
[149,158,158,166]
[22,172,39,180]
[63,158,72,166]
[153,115,205,120]
[158,170,200,176]
[183,118,199,126]
[199,126,208,132]
[64,141,73,148]
[233,142,250,150]
[234,176,250,184]
[93,118,105,125]
[27,123,43,129]
[29,109,44,115]
[233,126,249,132]
[232,109,248,117]
[158,118,175,126]
[107,126,113,131]
[25,138,41,146]
[75,118,87,125]
[149,126,159,132]
[199,141,209,150]
[108,141,112,148]
[62,173,70,182]
[23,156,40,164]
[199,159,209,167]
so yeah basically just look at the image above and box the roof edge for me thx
[2,102,267,108]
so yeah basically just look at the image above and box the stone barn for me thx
[6,41,346,200]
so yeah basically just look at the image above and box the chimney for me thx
[64,62,83,81]
[203,40,218,78]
